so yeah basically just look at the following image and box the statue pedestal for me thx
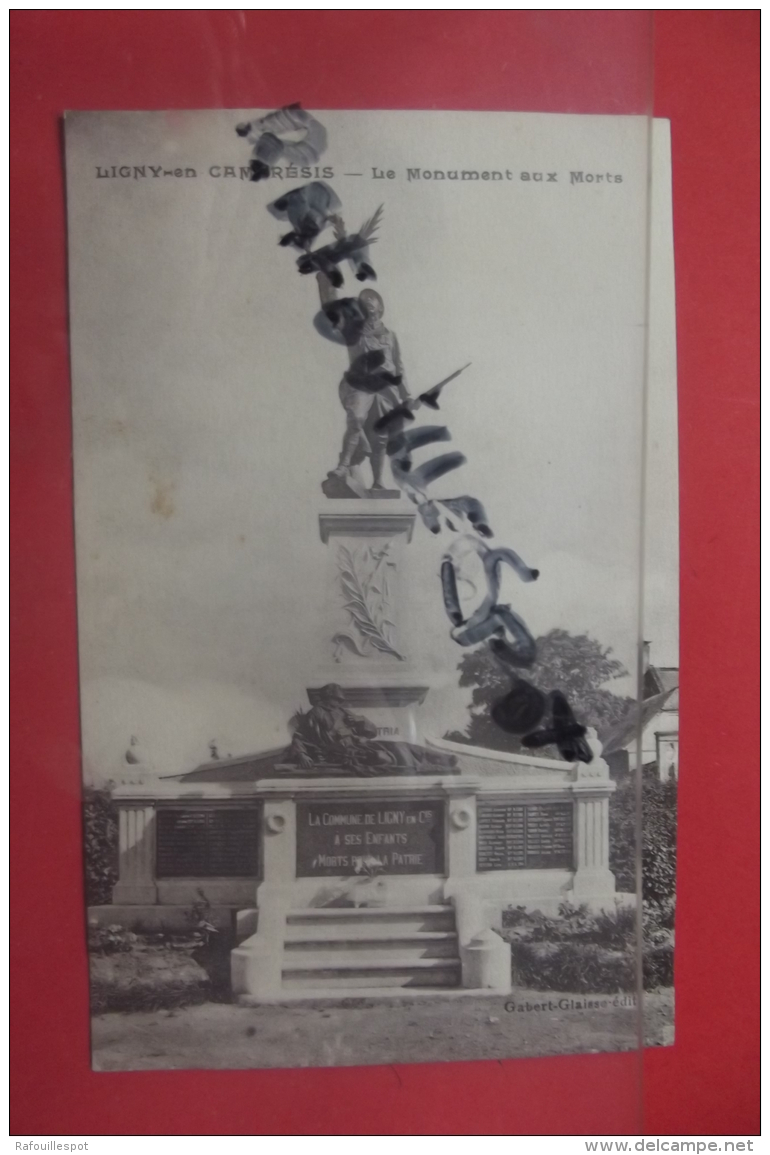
[305,682,428,745]
[321,473,400,501]
[315,500,429,742]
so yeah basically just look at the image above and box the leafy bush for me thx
[83,785,119,905]
[644,896,676,936]
[88,923,138,955]
[503,901,635,947]
[500,900,673,991]
[592,904,638,949]
[643,943,674,989]
[89,927,235,1014]
[609,772,678,904]
[641,899,675,988]
[510,940,636,994]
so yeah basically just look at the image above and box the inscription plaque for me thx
[477,801,573,871]
[156,807,261,878]
[296,800,445,877]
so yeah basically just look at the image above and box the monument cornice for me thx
[318,510,416,543]
[251,774,478,798]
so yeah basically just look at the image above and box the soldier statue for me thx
[317,262,412,497]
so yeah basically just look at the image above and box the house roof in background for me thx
[600,686,678,756]
[644,664,679,711]
[656,668,679,710]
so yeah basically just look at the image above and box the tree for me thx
[444,628,635,756]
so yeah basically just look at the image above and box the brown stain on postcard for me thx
[149,474,175,520]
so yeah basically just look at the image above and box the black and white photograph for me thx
[65,107,678,1072]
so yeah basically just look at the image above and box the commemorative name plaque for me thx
[477,802,573,871]
[156,807,261,878]
[296,800,445,877]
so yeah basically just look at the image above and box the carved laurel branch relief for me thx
[332,543,404,661]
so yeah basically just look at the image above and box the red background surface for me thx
[10,11,759,1136]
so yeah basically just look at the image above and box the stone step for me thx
[285,926,457,944]
[287,905,453,918]
[284,933,459,959]
[247,986,504,1004]
[282,955,461,990]
[285,905,456,932]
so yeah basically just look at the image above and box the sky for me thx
[65,111,678,783]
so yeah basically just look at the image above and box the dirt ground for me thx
[92,987,673,1072]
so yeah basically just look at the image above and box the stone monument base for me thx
[107,737,622,1003]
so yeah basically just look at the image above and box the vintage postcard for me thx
[65,109,677,1071]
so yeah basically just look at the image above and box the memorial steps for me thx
[284,929,459,957]
[280,905,462,990]
[284,904,456,932]
[281,958,462,990]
